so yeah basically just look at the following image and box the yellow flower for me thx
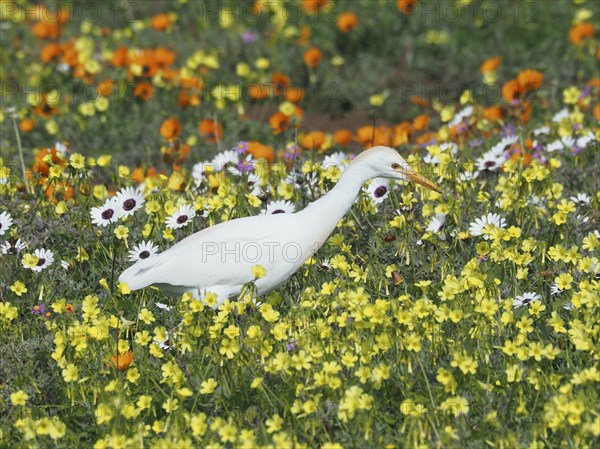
[69,153,86,169]
[10,390,29,406]
[266,413,283,433]
[200,378,218,394]
[138,308,155,324]
[10,281,27,296]
[251,264,267,279]
[118,282,131,295]
[162,398,179,413]
[563,87,580,105]
[62,364,79,382]
[555,273,573,290]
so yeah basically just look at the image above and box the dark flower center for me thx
[484,160,497,168]
[101,209,114,220]
[272,209,285,214]
[37,258,45,266]
[374,186,388,198]
[522,297,532,305]
[123,198,136,211]
[177,215,188,224]
[139,250,150,259]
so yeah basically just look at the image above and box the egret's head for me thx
[354,146,442,193]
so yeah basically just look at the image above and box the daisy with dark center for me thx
[365,178,390,204]
[426,213,447,234]
[263,200,296,215]
[212,150,238,172]
[115,186,145,218]
[166,204,196,229]
[0,211,13,236]
[1,238,27,255]
[128,240,159,262]
[513,292,541,309]
[31,248,54,272]
[91,198,121,227]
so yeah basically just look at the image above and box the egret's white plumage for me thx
[119,146,441,304]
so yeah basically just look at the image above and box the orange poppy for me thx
[333,129,353,147]
[300,130,327,151]
[133,82,154,101]
[519,102,532,124]
[393,122,412,146]
[356,125,393,147]
[162,140,190,170]
[296,26,312,46]
[198,119,223,143]
[271,72,290,95]
[569,22,594,45]
[177,90,201,108]
[32,21,61,40]
[483,106,503,121]
[151,13,172,31]
[588,78,600,89]
[397,0,418,15]
[480,56,502,74]
[247,141,275,163]
[160,117,181,140]
[337,12,359,33]
[33,98,58,118]
[110,351,134,371]
[502,79,521,104]
[283,86,304,103]
[268,112,290,135]
[517,69,543,92]
[303,47,323,68]
[410,95,429,107]
[32,148,66,177]
[19,119,36,132]
[302,0,328,12]
[412,114,429,131]
[593,104,600,121]
[40,43,62,62]
[97,80,115,97]
[112,47,130,67]
[248,84,269,101]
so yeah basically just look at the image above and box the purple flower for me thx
[286,339,298,351]
[501,123,516,137]
[469,138,484,148]
[236,160,254,174]
[241,31,258,43]
[579,87,591,100]
[233,141,249,155]
[32,304,45,315]
[284,144,300,161]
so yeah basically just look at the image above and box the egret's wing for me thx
[119,214,295,291]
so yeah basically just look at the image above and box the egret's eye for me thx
[391,163,401,170]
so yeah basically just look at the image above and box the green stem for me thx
[10,114,31,194]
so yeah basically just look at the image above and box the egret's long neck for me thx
[298,161,371,237]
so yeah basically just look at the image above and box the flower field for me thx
[1,1,600,448]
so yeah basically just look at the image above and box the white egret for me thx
[119,146,441,304]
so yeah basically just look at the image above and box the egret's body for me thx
[119,146,441,304]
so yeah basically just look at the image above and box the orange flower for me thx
[247,141,275,163]
[248,84,269,101]
[162,140,190,170]
[271,72,290,96]
[283,86,304,103]
[356,125,392,148]
[300,130,327,151]
[110,351,134,371]
[33,148,66,177]
[19,119,36,132]
[160,117,181,140]
[393,122,412,146]
[483,106,503,121]
[296,26,312,46]
[333,129,353,147]
[302,0,328,12]
[97,80,115,97]
[177,90,201,108]
[397,0,418,15]
[133,82,154,101]
[410,95,429,107]
[502,79,521,104]
[480,56,502,74]
[268,112,290,135]
[112,47,130,67]
[198,119,223,143]
[337,12,359,33]
[517,69,543,92]
[303,47,323,68]
[593,103,600,121]
[151,13,172,31]
[40,43,62,62]
[569,22,594,45]
[412,114,429,131]
[32,21,61,39]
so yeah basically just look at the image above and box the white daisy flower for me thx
[30,248,55,272]
[192,160,217,187]
[468,213,506,239]
[576,132,596,149]
[448,106,473,127]
[211,150,238,171]
[55,142,68,154]
[570,193,591,206]
[114,186,145,218]
[166,204,196,229]
[458,170,479,182]
[155,302,173,311]
[550,284,563,295]
[322,151,350,172]
[90,198,121,227]
[426,213,446,234]
[0,238,27,255]
[0,211,14,236]
[61,260,70,270]
[128,240,159,262]
[533,126,550,136]
[365,178,390,204]
[263,200,295,215]
[552,108,569,123]
[563,302,574,311]
[513,292,541,309]
[476,151,507,172]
